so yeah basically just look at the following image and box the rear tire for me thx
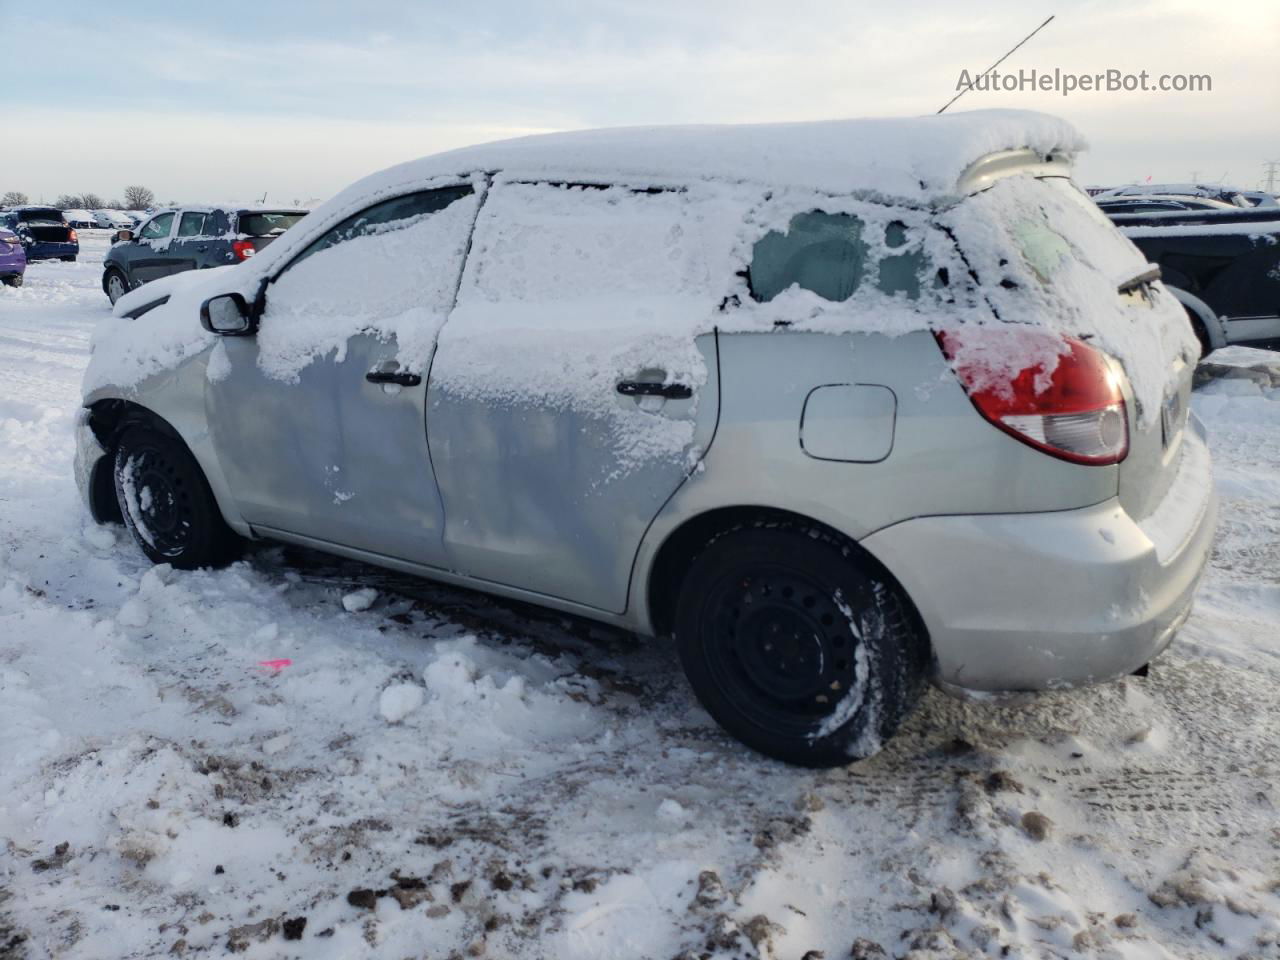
[60,255,77,263]
[1,274,21,287]
[113,425,240,569]
[673,522,928,767]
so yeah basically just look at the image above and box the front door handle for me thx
[366,369,422,387]
[616,380,692,400]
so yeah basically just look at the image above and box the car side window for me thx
[205,210,230,237]
[749,212,930,303]
[283,185,474,274]
[177,212,206,237]
[140,213,175,241]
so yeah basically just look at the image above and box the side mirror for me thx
[115,229,134,243]
[200,292,256,336]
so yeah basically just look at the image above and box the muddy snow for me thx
[1,234,1278,959]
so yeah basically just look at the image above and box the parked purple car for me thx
[0,228,25,286]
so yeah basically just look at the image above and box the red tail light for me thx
[69,229,78,243]
[935,327,1129,465]
[232,240,256,261]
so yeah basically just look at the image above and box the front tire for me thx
[113,425,240,569]
[1,274,21,287]
[673,522,927,767]
[60,255,77,263]
[105,269,129,305]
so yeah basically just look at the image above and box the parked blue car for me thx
[0,207,79,262]
[0,228,25,286]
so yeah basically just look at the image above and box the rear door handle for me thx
[616,380,692,399]
[366,369,422,387]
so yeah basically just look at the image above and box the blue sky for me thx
[7,0,1278,203]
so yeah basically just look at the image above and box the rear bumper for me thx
[0,256,24,276]
[26,241,78,260]
[861,418,1216,694]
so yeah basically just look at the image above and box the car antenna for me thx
[937,14,1056,114]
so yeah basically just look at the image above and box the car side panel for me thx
[82,349,252,539]
[627,329,1119,632]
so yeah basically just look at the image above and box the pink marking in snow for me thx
[258,659,293,672]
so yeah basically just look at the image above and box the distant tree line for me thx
[1,186,157,210]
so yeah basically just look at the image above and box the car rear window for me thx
[238,212,307,237]
[748,212,931,303]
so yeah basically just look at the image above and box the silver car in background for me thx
[76,112,1215,766]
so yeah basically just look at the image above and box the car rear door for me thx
[204,180,483,568]
[425,180,723,614]
[165,210,212,275]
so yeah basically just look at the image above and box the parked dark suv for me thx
[102,206,308,305]
[1106,206,1280,354]
[0,207,80,262]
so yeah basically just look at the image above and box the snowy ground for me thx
[1,233,1278,960]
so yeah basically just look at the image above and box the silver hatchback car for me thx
[77,111,1215,766]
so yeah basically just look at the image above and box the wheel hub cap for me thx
[739,606,827,699]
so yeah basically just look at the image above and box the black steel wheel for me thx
[674,521,927,767]
[113,425,240,569]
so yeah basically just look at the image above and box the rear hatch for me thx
[938,174,1199,523]
[18,210,74,244]
[233,209,308,254]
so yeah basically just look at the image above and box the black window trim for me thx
[267,179,479,286]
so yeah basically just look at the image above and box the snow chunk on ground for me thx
[115,598,149,628]
[379,683,425,724]
[341,587,378,612]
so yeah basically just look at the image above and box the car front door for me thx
[425,181,724,613]
[129,212,178,284]
[204,180,483,567]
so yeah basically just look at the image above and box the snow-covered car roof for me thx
[337,109,1083,204]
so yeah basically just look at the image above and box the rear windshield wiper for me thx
[1117,264,1161,294]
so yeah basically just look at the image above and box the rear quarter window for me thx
[748,211,936,304]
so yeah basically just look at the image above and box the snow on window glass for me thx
[723,190,969,336]
[747,212,936,305]
[254,181,482,383]
[434,181,739,469]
